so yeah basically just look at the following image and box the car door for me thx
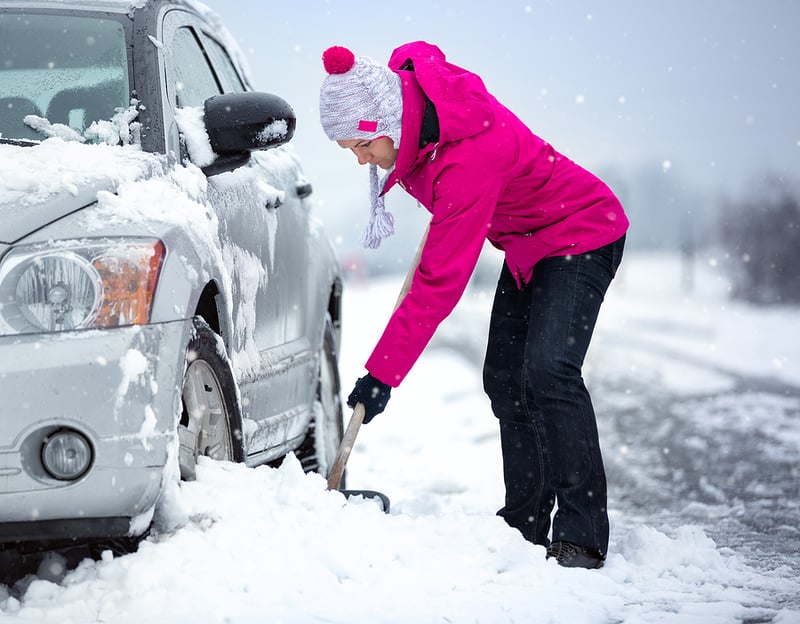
[196,25,319,459]
[196,27,313,353]
[159,9,315,460]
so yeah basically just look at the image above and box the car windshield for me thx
[0,12,129,143]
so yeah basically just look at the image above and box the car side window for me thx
[201,35,246,93]
[171,27,221,107]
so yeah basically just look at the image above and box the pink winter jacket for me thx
[365,41,629,387]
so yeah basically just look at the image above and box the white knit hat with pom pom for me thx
[319,45,403,249]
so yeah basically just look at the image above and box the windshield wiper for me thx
[0,137,39,147]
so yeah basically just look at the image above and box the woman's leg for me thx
[483,265,554,546]
[525,237,625,557]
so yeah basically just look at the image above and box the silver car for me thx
[0,0,343,549]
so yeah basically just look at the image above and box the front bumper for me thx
[0,320,192,544]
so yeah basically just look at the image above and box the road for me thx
[594,330,800,602]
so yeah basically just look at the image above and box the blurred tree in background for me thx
[717,179,800,304]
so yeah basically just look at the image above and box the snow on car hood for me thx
[0,131,308,381]
[0,137,165,244]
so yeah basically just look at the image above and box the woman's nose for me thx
[355,151,369,166]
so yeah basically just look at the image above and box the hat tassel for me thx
[361,164,395,249]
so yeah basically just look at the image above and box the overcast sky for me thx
[206,0,799,258]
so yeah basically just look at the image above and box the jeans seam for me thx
[520,320,547,544]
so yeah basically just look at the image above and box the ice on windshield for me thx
[0,12,129,142]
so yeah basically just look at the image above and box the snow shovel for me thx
[326,224,430,513]
[326,402,391,511]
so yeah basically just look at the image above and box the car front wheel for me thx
[294,314,344,483]
[178,317,244,480]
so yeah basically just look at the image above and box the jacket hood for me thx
[388,41,495,144]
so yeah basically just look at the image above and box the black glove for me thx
[347,373,392,424]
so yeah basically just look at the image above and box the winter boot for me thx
[546,541,604,569]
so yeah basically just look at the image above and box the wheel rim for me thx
[179,358,233,479]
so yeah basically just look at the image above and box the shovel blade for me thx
[339,489,390,513]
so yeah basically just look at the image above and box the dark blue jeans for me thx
[482,235,625,557]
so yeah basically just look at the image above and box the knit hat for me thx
[320,45,403,249]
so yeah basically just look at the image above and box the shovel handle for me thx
[326,223,430,491]
[327,402,365,489]
[392,223,429,313]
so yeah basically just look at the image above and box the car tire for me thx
[178,317,245,481]
[294,314,344,485]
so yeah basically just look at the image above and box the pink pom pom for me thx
[322,46,355,75]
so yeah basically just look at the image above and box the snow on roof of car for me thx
[0,0,221,19]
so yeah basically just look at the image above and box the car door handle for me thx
[296,181,313,199]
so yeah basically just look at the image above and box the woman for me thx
[319,42,628,569]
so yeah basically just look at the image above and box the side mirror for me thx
[202,92,297,176]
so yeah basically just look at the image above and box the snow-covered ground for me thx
[1,250,799,624]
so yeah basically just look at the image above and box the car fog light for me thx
[42,430,93,480]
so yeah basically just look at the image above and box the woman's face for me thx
[337,137,398,170]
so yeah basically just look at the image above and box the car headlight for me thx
[0,238,164,334]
